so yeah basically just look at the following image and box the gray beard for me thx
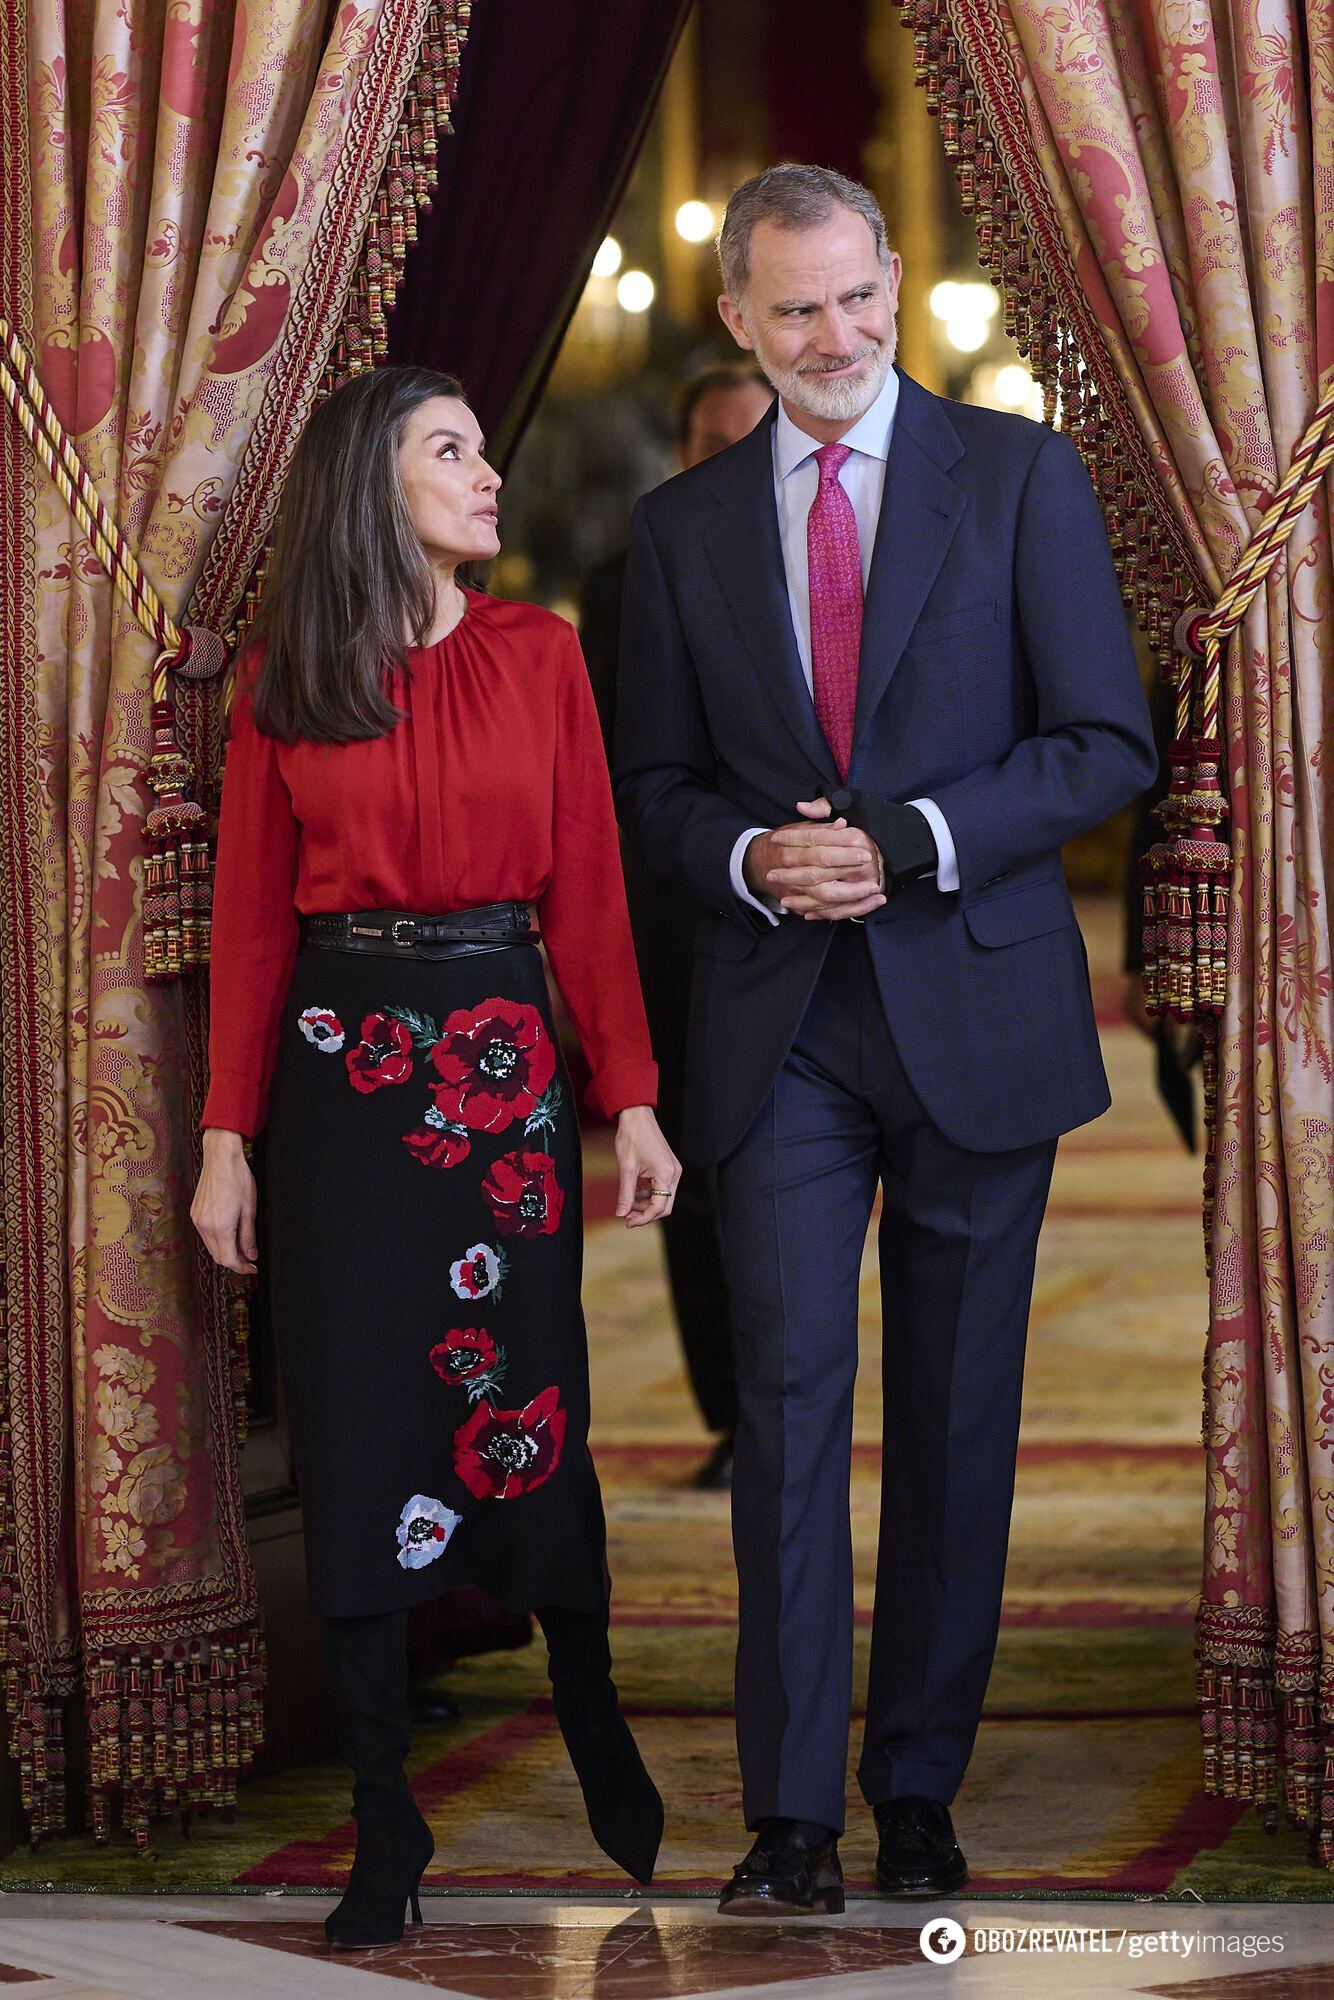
[756,327,896,424]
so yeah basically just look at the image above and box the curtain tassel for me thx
[142,623,228,982]
[1141,718,1230,1023]
[88,1629,266,1851]
[0,318,230,982]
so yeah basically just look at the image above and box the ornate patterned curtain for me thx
[895,0,1334,1857]
[0,0,472,1848]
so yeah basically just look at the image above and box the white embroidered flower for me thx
[298,1005,345,1053]
[395,1493,462,1571]
[450,1243,503,1301]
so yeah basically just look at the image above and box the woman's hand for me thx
[613,1105,681,1228]
[191,1128,259,1275]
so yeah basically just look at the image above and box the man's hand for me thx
[744,800,886,920]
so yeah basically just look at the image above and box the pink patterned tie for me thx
[807,441,862,780]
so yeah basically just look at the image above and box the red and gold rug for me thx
[5,901,1323,1897]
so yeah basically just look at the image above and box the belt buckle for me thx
[391,918,417,948]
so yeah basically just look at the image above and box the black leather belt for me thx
[301,902,538,960]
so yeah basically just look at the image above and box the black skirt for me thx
[262,937,608,1619]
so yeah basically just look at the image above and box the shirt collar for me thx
[773,363,900,482]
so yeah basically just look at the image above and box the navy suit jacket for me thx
[612,369,1157,1164]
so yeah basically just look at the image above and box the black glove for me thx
[822,788,938,894]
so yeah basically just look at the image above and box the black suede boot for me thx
[322,1609,435,1948]
[539,1602,664,1884]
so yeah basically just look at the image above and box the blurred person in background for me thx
[580,364,774,1490]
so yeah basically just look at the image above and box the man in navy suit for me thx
[614,165,1156,1914]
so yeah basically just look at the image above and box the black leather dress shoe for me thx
[718,1819,844,1916]
[874,1797,969,1896]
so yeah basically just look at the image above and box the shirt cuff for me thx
[200,1068,267,1139]
[584,1058,659,1122]
[730,826,783,926]
[908,797,960,894]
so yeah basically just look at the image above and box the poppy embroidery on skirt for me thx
[396,1494,462,1569]
[453,1387,567,1500]
[298,1005,345,1053]
[450,1242,507,1301]
[299,998,563,1179]
[402,1105,472,1169]
[346,1011,415,1092]
[482,1149,564,1237]
[428,1328,508,1403]
[429,998,556,1133]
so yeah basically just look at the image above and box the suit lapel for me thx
[703,419,839,784]
[852,372,966,753]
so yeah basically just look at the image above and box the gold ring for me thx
[649,1186,672,1197]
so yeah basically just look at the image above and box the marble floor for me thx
[1,1893,1333,1998]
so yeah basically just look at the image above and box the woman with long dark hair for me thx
[191,366,678,1947]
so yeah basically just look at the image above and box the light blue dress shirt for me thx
[729,367,960,920]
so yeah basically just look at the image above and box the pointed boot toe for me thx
[560,1707,664,1884]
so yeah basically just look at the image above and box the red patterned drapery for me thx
[896,0,1334,1857]
[0,0,472,1848]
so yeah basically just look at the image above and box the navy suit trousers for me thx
[719,924,1056,1832]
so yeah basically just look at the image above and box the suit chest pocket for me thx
[905,594,999,646]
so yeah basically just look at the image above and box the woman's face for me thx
[397,395,502,568]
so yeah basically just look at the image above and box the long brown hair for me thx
[248,365,468,744]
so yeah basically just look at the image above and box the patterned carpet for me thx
[5,900,1329,1897]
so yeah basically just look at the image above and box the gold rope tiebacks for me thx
[1141,372,1334,1025]
[0,317,225,982]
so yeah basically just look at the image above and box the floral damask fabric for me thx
[2,0,467,1843]
[950,0,1333,1792]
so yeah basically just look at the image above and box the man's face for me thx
[718,209,900,428]
[680,380,775,469]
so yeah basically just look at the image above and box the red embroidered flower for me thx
[429,998,556,1133]
[453,1386,566,1500]
[402,1118,471,1170]
[429,1328,500,1389]
[347,1012,414,1093]
[482,1150,564,1238]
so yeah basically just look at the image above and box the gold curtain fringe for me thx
[1141,375,1334,1027]
[229,1281,252,1449]
[1195,1610,1334,1859]
[327,0,469,380]
[0,1267,71,1844]
[2,1271,266,1850]
[143,687,214,984]
[898,0,1195,671]
[87,1628,267,1852]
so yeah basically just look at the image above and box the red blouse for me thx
[201,592,657,1137]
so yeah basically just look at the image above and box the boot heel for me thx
[409,1887,423,1926]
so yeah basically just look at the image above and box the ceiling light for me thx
[617,270,655,314]
[675,200,715,243]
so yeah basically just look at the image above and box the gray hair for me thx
[717,164,892,298]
